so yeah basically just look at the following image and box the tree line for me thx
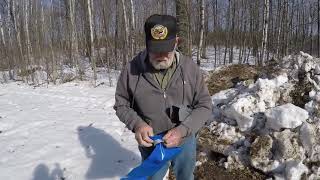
[0,0,319,84]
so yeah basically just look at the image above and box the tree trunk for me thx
[276,0,282,59]
[39,0,48,84]
[114,0,119,70]
[260,0,270,65]
[212,0,218,66]
[130,0,136,58]
[223,0,231,65]
[24,1,32,69]
[85,0,97,84]
[7,1,14,79]
[120,0,129,66]
[201,3,208,60]
[0,13,6,51]
[11,0,24,72]
[59,0,63,55]
[176,0,191,56]
[65,0,77,67]
[317,0,320,57]
[229,0,235,64]
[49,0,57,84]
[196,0,204,66]
[309,4,313,55]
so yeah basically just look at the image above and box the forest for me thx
[0,0,319,84]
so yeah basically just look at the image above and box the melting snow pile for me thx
[201,52,320,179]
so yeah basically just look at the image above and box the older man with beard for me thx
[114,14,212,180]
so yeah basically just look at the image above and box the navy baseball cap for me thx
[144,14,177,53]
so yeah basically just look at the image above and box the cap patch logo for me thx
[151,25,168,40]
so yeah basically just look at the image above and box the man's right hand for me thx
[134,122,154,147]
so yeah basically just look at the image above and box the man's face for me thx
[149,51,175,70]
[148,38,178,70]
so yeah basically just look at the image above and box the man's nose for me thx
[156,52,169,57]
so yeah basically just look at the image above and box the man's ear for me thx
[176,37,182,46]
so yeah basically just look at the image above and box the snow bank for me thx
[205,52,320,179]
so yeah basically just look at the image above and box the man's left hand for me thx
[163,126,187,148]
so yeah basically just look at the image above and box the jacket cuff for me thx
[132,120,149,133]
[176,123,191,137]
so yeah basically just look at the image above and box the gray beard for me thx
[149,56,174,70]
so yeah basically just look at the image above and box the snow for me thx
[1,46,259,180]
[285,160,309,180]
[315,64,320,74]
[207,52,320,178]
[223,94,263,131]
[0,81,140,180]
[299,122,315,154]
[2,49,320,179]
[265,103,309,131]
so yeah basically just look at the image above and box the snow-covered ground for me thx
[0,81,140,180]
[1,47,237,180]
[2,48,318,180]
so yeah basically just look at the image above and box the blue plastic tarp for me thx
[121,134,182,180]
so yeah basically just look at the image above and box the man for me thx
[114,14,212,180]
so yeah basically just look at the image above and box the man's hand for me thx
[134,122,154,147]
[163,126,187,148]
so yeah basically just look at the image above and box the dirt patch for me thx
[289,83,312,108]
[289,70,313,108]
[207,64,258,95]
[168,153,266,180]
[194,160,266,180]
[206,63,282,96]
[167,134,267,180]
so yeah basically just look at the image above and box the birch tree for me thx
[130,0,136,58]
[196,0,204,65]
[85,0,97,84]
[120,0,129,66]
[260,0,270,65]
[24,0,31,70]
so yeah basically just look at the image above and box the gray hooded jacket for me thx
[113,50,212,136]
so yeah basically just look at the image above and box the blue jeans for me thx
[138,135,196,180]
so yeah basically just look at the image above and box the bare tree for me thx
[260,0,270,65]
[318,0,320,57]
[6,0,14,79]
[176,0,191,56]
[49,0,57,84]
[11,0,24,72]
[85,0,97,84]
[65,0,77,67]
[130,0,136,58]
[120,0,129,66]
[309,3,314,54]
[114,0,119,70]
[0,0,319,85]
[196,0,204,65]
[24,0,31,70]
